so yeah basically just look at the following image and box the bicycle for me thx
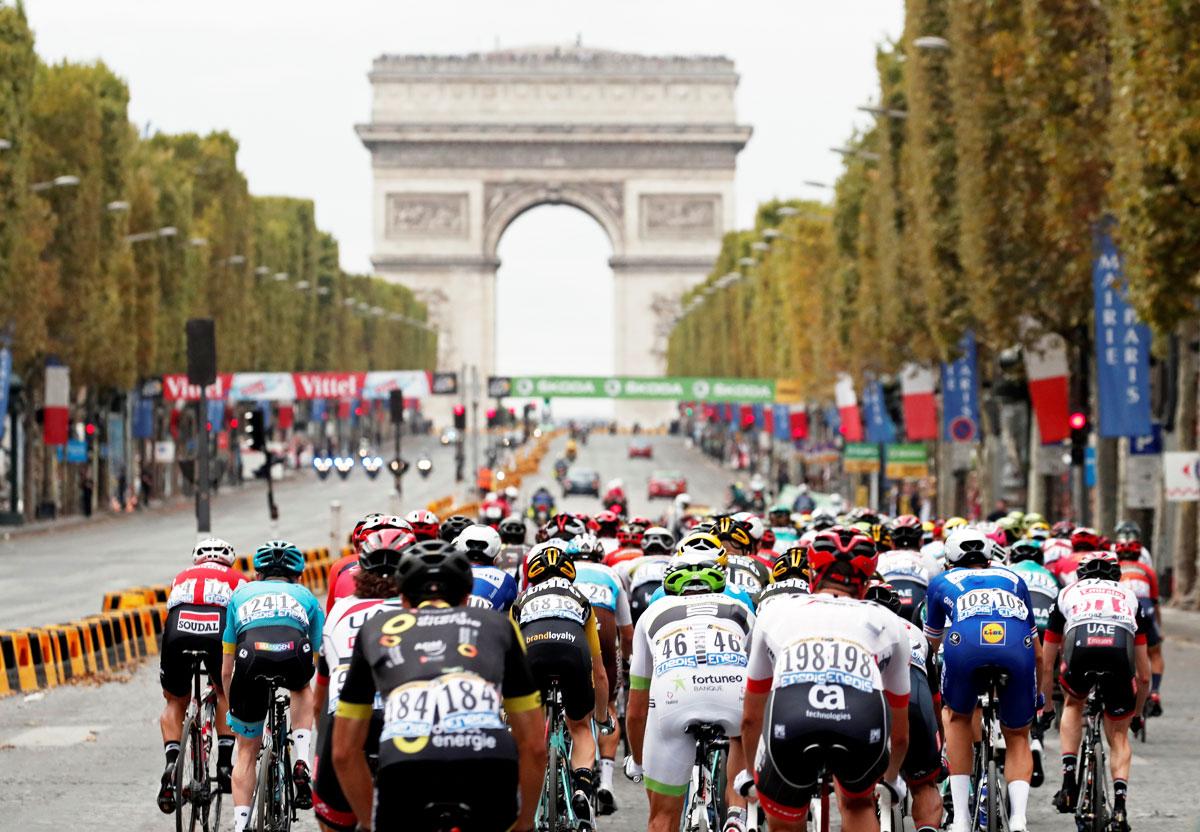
[805,769,833,832]
[970,669,1012,832]
[1070,673,1115,832]
[248,676,296,832]
[423,801,472,832]
[680,722,729,832]
[536,679,586,832]
[172,650,223,832]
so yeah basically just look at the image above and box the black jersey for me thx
[726,554,771,598]
[337,602,541,768]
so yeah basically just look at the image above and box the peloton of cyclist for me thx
[157,537,246,813]
[222,540,324,832]
[877,514,941,622]
[612,526,676,626]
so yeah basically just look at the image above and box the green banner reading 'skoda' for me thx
[492,375,776,403]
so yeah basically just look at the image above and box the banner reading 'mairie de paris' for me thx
[162,371,433,402]
[497,375,776,403]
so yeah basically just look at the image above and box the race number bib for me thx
[776,637,881,693]
[518,593,586,626]
[955,589,1028,621]
[653,624,746,676]
[381,673,503,739]
[467,594,495,610]
[328,663,382,713]
[577,582,616,610]
[727,568,764,593]
[237,592,308,626]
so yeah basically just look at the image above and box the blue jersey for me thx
[574,563,623,613]
[222,579,323,653]
[469,565,519,611]
[647,582,756,614]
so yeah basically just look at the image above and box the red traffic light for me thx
[229,417,239,429]
[84,423,96,436]
[486,408,497,419]
[1069,412,1088,431]
[453,405,465,416]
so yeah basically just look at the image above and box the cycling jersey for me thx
[1118,560,1162,646]
[920,540,945,565]
[1009,560,1060,635]
[167,563,247,610]
[746,593,910,818]
[897,617,940,785]
[924,566,1038,727]
[161,563,248,697]
[756,577,810,612]
[336,602,540,831]
[223,579,323,653]
[469,564,519,612]
[496,544,529,577]
[598,536,620,556]
[877,549,940,586]
[616,555,670,625]
[511,578,603,721]
[629,593,755,796]
[325,554,358,614]
[574,562,632,627]
[603,546,644,568]
[726,554,771,598]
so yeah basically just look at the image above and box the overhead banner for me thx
[499,375,776,403]
[843,442,880,474]
[44,364,70,447]
[1025,332,1071,444]
[862,377,897,444]
[1093,228,1152,438]
[835,374,864,442]
[900,364,938,441]
[162,371,432,402]
[885,443,930,479]
[941,332,981,443]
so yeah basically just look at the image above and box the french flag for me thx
[1025,333,1071,443]
[43,365,70,446]
[835,374,864,441]
[900,364,938,441]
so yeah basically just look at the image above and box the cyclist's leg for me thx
[595,610,621,812]
[903,671,945,831]
[226,637,273,831]
[647,790,686,832]
[1100,652,1138,820]
[640,712,692,831]
[833,785,878,832]
[200,637,236,787]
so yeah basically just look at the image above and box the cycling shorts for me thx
[375,757,518,832]
[886,579,927,625]
[940,622,1037,728]
[160,604,226,698]
[901,668,941,785]
[643,682,742,795]
[753,683,890,820]
[1059,625,1137,718]
[628,582,658,626]
[313,709,383,832]
[522,621,595,721]
[227,626,314,738]
[1137,600,1162,648]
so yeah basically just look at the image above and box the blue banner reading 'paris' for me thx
[941,332,981,443]
[1093,227,1152,438]
[862,377,897,444]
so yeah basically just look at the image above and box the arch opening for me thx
[495,204,615,420]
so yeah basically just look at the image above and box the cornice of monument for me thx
[370,45,737,80]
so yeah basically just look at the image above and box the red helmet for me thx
[807,527,878,596]
[630,516,652,530]
[358,528,418,574]
[349,512,384,548]
[760,528,776,549]
[595,510,620,536]
[546,513,587,541]
[404,509,441,542]
[354,515,412,553]
[1070,527,1102,553]
[1113,539,1142,561]
[888,514,924,550]
[582,514,600,534]
[617,523,644,548]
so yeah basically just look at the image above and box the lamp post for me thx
[913,35,950,52]
[29,174,80,193]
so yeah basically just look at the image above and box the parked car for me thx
[648,470,688,499]
[563,468,601,497]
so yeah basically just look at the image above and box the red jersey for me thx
[326,554,361,613]
[167,563,246,610]
[603,547,643,568]
[1118,560,1159,602]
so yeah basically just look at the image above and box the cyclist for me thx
[511,542,611,827]
[325,513,383,614]
[1049,526,1103,584]
[497,514,530,575]
[569,533,634,815]
[222,540,324,832]
[438,513,475,544]
[1040,551,1151,832]
[626,550,756,832]
[157,537,246,812]
[327,515,410,614]
[741,527,911,831]
[712,515,771,600]
[1115,532,1166,715]
[877,514,940,622]
[768,503,797,545]
[1114,519,1153,567]
[332,540,546,832]
[313,529,407,832]
[604,520,646,568]
[595,509,621,554]
[1007,538,1060,636]
[403,509,441,542]
[866,581,944,832]
[455,523,519,611]
[645,532,757,614]
[756,544,810,612]
[924,528,1041,832]
[615,526,676,625]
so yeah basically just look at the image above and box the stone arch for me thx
[483,181,626,261]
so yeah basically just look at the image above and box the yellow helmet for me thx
[922,520,936,534]
[944,517,968,531]
[675,532,728,569]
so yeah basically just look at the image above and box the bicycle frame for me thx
[175,651,221,832]
[972,675,1011,832]
[250,680,296,832]
[536,681,579,832]
[681,723,729,832]
[1075,684,1112,832]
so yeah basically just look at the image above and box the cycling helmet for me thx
[503,485,520,503]
[846,507,881,527]
[712,515,753,552]
[865,581,903,617]
[404,509,441,542]
[566,533,605,562]
[480,502,505,527]
[253,540,306,578]
[641,527,676,556]
[396,540,474,605]
[1022,512,1046,531]
[547,513,587,542]
[453,525,502,566]
[1114,520,1142,543]
[888,515,924,550]
[1070,527,1102,553]
[676,531,728,568]
[192,537,236,567]
[1008,538,1044,566]
[943,516,968,533]
[359,528,417,577]
[1051,520,1075,539]
[771,545,809,583]
[616,523,644,549]
[761,528,777,549]
[1026,521,1051,541]
[439,515,475,543]
[355,515,412,552]
[1114,539,1143,562]
[629,516,652,530]
[498,515,527,545]
[807,528,878,594]
[808,508,837,532]
[732,512,765,543]
[663,552,727,595]
[594,510,620,537]
[1076,551,1120,582]
[349,512,384,549]
[526,542,576,584]
[944,528,994,568]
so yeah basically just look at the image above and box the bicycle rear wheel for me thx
[175,714,202,832]
[987,760,1009,832]
[1090,740,1110,832]
[252,736,272,832]
[203,697,222,832]
[540,739,560,830]
[708,747,728,830]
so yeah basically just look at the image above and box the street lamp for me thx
[295,280,310,291]
[30,174,80,193]
[105,200,130,213]
[273,272,289,282]
[254,266,271,277]
[226,254,245,265]
[751,241,770,253]
[738,256,757,268]
[125,226,179,244]
[914,35,951,51]
[159,226,178,238]
[761,228,781,241]
[803,180,832,190]
[0,139,11,151]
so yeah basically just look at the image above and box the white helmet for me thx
[944,528,995,567]
[192,537,236,567]
[453,525,501,565]
[674,492,692,507]
[504,485,520,501]
[732,511,764,543]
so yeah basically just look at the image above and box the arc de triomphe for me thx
[357,45,751,420]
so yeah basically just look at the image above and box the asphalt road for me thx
[1,433,1198,831]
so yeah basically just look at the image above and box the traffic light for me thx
[486,408,497,428]
[453,404,466,430]
[1069,411,1089,465]
[244,409,267,451]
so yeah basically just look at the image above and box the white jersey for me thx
[320,596,404,714]
[746,593,911,705]
[1042,538,1073,567]
[920,540,945,565]
[900,617,929,673]
[598,536,620,556]
[756,578,811,613]
[630,593,755,732]
[617,555,670,592]
[877,548,940,586]
[1050,579,1141,637]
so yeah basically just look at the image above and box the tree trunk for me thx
[1027,414,1045,515]
[1171,319,1199,607]
[1096,437,1119,536]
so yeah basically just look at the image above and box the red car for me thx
[648,470,687,499]
[628,439,653,459]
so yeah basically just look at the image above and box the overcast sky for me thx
[25,0,902,396]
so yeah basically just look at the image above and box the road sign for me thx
[1126,454,1160,509]
[948,415,977,443]
[431,371,458,395]
[885,443,929,479]
[487,376,512,397]
[498,375,776,403]
[65,438,88,463]
[843,442,880,474]
[1164,451,1200,502]
[1130,423,1163,456]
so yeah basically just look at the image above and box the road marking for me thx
[5,725,106,748]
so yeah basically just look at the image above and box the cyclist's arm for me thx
[221,599,238,694]
[307,596,325,665]
[626,616,652,763]
[502,620,545,832]
[881,622,911,783]
[585,611,609,717]
[333,636,376,829]
[741,621,772,772]
[1039,600,1066,702]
